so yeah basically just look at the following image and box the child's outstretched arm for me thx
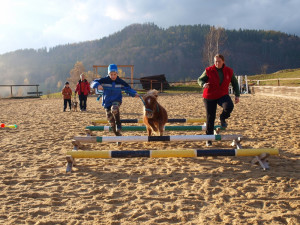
[123,86,138,97]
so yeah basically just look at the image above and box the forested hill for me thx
[0,23,299,92]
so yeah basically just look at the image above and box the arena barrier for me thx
[65,148,279,172]
[91,118,206,125]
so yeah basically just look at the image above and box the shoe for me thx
[220,118,228,128]
[206,141,212,147]
[116,132,122,146]
[63,109,66,112]
[116,124,122,133]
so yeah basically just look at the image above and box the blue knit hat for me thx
[108,64,118,74]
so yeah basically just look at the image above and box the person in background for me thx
[75,73,90,111]
[198,54,240,146]
[61,81,72,112]
[91,64,139,136]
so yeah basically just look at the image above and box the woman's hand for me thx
[203,83,210,89]
[235,97,240,104]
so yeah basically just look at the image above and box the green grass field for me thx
[247,68,300,86]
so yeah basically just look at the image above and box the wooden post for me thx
[150,80,153,89]
[10,85,13,97]
[277,79,280,86]
[131,66,134,87]
[245,75,248,94]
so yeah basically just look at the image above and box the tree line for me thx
[0,23,299,93]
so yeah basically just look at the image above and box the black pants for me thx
[64,99,71,111]
[79,94,87,110]
[203,95,234,135]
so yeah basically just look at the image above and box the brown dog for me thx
[143,89,168,136]
[71,100,78,112]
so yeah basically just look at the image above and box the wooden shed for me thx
[140,74,170,90]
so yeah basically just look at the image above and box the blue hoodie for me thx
[91,75,137,108]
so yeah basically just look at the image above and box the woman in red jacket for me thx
[75,73,90,111]
[198,54,240,146]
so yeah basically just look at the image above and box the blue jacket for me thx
[91,75,137,108]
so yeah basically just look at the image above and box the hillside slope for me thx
[0,23,299,92]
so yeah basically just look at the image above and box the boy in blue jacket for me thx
[91,64,139,135]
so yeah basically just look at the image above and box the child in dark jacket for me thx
[61,82,72,111]
[91,64,139,135]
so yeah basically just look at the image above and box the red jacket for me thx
[62,86,72,99]
[203,64,233,100]
[75,79,90,95]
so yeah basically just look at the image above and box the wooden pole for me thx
[73,134,243,143]
[66,148,279,159]
[131,66,134,87]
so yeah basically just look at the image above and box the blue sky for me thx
[0,0,299,54]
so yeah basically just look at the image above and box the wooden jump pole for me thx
[92,118,206,124]
[73,134,242,143]
[65,148,279,172]
[85,125,224,132]
[66,148,279,159]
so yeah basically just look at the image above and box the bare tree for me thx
[203,26,227,67]
[67,61,85,89]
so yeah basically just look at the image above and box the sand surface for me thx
[0,93,299,225]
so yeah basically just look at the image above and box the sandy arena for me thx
[0,93,299,224]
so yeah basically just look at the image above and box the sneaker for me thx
[220,118,228,128]
[116,124,122,133]
[116,132,122,146]
[206,141,212,147]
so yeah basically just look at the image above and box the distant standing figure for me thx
[61,81,72,112]
[198,54,240,146]
[75,73,90,111]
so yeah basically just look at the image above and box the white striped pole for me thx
[73,134,242,143]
